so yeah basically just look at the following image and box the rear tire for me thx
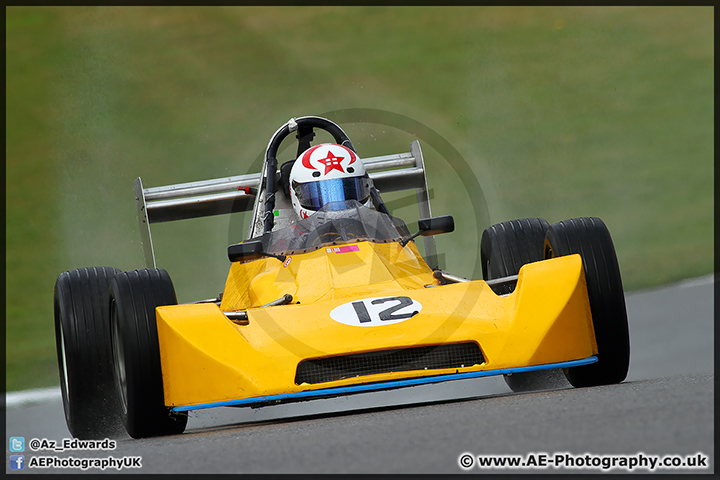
[545,217,630,387]
[480,218,568,392]
[54,267,124,439]
[109,268,187,438]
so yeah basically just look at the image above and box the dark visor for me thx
[293,176,371,211]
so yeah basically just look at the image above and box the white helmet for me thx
[289,143,372,219]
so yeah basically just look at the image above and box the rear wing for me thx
[135,140,436,268]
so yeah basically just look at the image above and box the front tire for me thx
[54,267,124,439]
[545,217,630,387]
[109,268,187,438]
[479,218,568,392]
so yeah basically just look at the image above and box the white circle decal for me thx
[329,296,422,327]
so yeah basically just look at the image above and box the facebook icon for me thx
[9,455,25,470]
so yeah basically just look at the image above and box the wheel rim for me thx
[110,299,129,415]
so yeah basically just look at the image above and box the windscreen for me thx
[264,200,410,254]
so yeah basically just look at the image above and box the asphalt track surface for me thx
[5,275,714,474]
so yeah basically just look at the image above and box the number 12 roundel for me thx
[329,296,422,327]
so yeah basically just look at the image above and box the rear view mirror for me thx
[227,240,264,263]
[400,215,455,247]
[228,240,287,263]
[418,215,455,236]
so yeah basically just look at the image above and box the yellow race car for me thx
[54,116,629,439]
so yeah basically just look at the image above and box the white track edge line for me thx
[5,387,62,408]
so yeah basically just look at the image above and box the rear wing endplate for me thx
[135,140,436,268]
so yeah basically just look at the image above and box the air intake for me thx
[295,342,484,385]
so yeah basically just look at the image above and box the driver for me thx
[289,143,373,220]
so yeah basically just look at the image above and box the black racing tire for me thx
[54,267,124,439]
[544,217,630,387]
[479,218,569,392]
[481,217,550,285]
[109,268,188,438]
[503,369,570,393]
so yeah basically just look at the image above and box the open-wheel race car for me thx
[54,116,630,439]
